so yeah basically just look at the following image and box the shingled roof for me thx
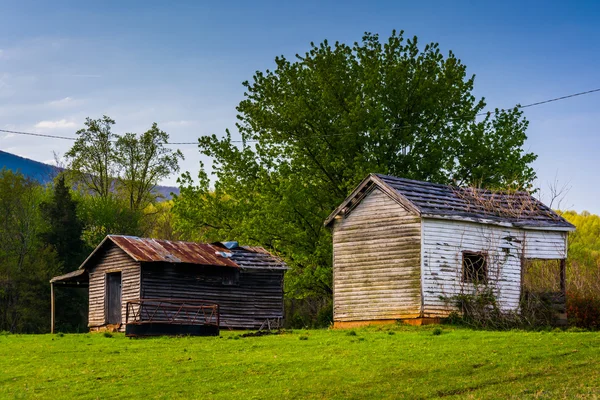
[325,173,575,230]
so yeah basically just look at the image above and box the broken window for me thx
[222,269,240,286]
[462,251,488,284]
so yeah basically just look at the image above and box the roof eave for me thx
[421,214,576,231]
[77,235,113,270]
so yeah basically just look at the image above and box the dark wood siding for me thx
[141,263,285,329]
[88,243,140,329]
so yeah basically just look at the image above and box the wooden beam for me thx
[560,259,566,294]
[50,283,55,334]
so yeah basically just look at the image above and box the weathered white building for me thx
[325,174,575,327]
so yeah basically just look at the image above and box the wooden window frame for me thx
[462,251,488,284]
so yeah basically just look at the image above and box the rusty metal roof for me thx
[106,235,239,267]
[76,235,289,271]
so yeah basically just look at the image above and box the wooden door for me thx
[106,272,122,324]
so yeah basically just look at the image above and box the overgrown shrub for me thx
[444,288,559,330]
[567,293,600,329]
[285,297,332,328]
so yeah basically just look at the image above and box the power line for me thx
[2,87,599,145]
[475,87,600,117]
[0,128,77,141]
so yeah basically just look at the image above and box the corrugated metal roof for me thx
[75,235,289,271]
[326,173,575,230]
[108,235,239,267]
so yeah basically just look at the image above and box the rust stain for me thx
[108,235,239,267]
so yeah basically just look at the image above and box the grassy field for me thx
[1,325,599,399]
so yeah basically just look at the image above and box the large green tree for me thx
[66,116,183,211]
[174,31,537,298]
[115,123,183,211]
[65,116,117,199]
[65,116,183,247]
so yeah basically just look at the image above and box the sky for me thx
[0,0,599,212]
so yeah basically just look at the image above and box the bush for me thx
[567,293,600,329]
[285,297,332,329]
[444,288,561,330]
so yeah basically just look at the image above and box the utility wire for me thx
[2,87,600,145]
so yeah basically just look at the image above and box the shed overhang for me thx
[50,269,89,287]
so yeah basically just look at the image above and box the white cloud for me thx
[1,133,15,139]
[34,119,77,129]
[162,120,198,127]
[47,96,80,108]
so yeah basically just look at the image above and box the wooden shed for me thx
[325,173,575,328]
[50,235,288,333]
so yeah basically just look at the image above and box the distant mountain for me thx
[0,150,180,199]
[0,150,58,182]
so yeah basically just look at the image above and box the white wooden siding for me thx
[332,188,421,322]
[88,243,140,330]
[523,229,567,259]
[421,219,567,317]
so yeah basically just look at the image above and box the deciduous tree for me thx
[174,31,538,298]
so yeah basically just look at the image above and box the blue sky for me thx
[0,1,599,212]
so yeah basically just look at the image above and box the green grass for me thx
[1,325,599,399]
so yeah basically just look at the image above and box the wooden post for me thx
[50,283,55,334]
[560,259,566,294]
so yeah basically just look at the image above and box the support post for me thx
[50,283,55,334]
[560,259,566,294]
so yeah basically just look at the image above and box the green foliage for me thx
[1,329,600,398]
[40,174,87,272]
[40,175,89,332]
[65,116,184,247]
[560,210,600,281]
[76,194,145,248]
[114,123,183,211]
[65,115,118,199]
[432,327,443,335]
[174,31,537,298]
[0,169,60,333]
[557,211,600,328]
[66,116,183,212]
